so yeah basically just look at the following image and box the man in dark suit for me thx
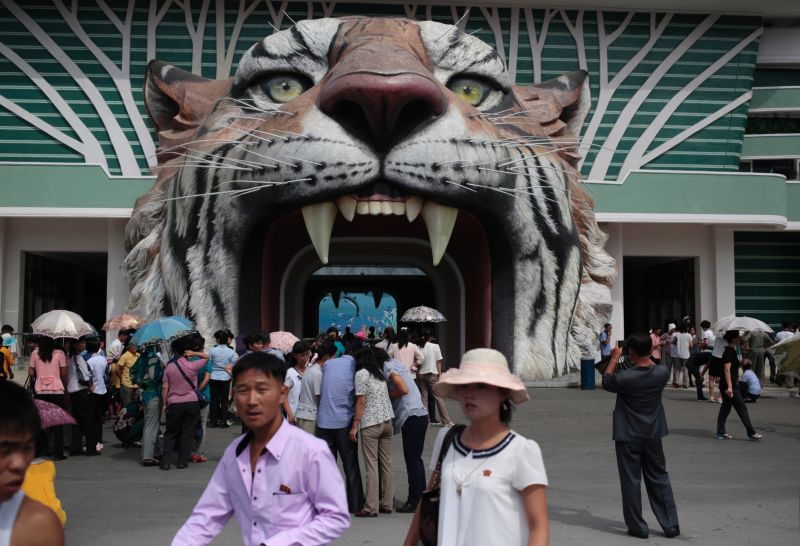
[602,333,680,539]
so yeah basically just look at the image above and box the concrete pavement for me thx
[53,386,799,545]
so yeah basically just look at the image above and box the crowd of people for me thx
[2,313,796,545]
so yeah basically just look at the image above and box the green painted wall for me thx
[741,134,800,158]
[749,87,800,111]
[735,231,800,328]
[0,1,761,181]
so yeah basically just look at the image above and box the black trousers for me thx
[163,401,200,466]
[68,389,97,455]
[717,388,756,437]
[89,392,108,443]
[35,393,65,458]
[209,379,230,425]
[686,352,710,400]
[317,425,365,512]
[401,415,428,504]
[615,440,679,537]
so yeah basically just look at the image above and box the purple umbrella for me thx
[34,399,76,429]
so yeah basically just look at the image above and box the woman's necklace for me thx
[454,455,490,496]
[453,429,498,495]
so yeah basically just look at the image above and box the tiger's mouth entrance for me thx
[239,181,513,363]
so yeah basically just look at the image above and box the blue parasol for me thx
[129,316,195,347]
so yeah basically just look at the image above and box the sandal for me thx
[716,433,733,440]
[748,433,763,441]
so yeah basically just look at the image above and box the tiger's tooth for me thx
[405,196,424,222]
[381,201,393,215]
[421,201,458,266]
[369,201,381,215]
[301,202,337,264]
[356,201,369,215]
[391,201,405,215]
[336,196,357,222]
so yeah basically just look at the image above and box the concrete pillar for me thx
[605,223,624,341]
[714,228,736,319]
[105,219,130,347]
[696,226,717,325]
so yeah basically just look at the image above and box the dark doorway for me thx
[22,252,107,332]
[623,256,695,335]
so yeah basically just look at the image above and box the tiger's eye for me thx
[263,75,306,103]
[447,77,488,107]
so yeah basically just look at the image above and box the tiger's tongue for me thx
[301,197,457,266]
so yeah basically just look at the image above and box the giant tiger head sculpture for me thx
[124,17,616,379]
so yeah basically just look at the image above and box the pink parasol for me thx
[34,399,76,428]
[102,313,145,331]
[268,331,300,354]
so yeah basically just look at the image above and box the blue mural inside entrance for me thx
[318,292,397,334]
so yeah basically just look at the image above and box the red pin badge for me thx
[279,484,292,494]
[483,469,492,477]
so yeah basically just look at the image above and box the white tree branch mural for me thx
[52,0,157,172]
[0,42,107,168]
[587,14,720,181]
[3,0,141,176]
[621,26,763,174]
[524,8,556,84]
[0,2,763,181]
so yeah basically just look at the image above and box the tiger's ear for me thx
[143,60,233,151]
[512,70,590,142]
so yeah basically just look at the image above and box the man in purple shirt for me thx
[172,352,350,546]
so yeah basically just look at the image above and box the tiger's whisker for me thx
[443,179,478,192]
[466,182,563,204]
[227,126,273,144]
[178,148,264,169]
[232,145,279,169]
[146,139,241,160]
[469,107,515,119]
[155,162,252,172]
[468,27,484,35]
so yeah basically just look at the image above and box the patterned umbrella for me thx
[269,331,300,354]
[400,306,447,323]
[31,310,97,339]
[34,399,76,429]
[102,313,145,331]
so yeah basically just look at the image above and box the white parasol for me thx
[400,306,447,323]
[31,310,97,339]
[712,315,773,334]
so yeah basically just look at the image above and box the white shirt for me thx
[108,338,124,362]
[673,332,692,359]
[1,333,17,356]
[702,329,716,351]
[66,354,92,393]
[430,428,548,546]
[775,330,794,343]
[87,353,109,395]
[296,363,323,421]
[283,367,303,415]
[419,342,443,375]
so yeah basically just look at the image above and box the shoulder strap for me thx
[172,359,198,391]
[430,424,466,489]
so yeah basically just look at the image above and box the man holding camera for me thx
[602,333,680,539]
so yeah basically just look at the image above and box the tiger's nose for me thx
[318,72,446,152]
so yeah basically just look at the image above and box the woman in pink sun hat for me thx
[404,348,549,546]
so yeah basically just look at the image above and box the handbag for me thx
[418,424,465,546]
[172,359,208,409]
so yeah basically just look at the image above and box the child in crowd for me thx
[739,360,762,403]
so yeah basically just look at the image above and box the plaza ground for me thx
[54,386,799,545]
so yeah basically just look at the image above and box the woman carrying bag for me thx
[404,348,549,546]
[160,336,209,470]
